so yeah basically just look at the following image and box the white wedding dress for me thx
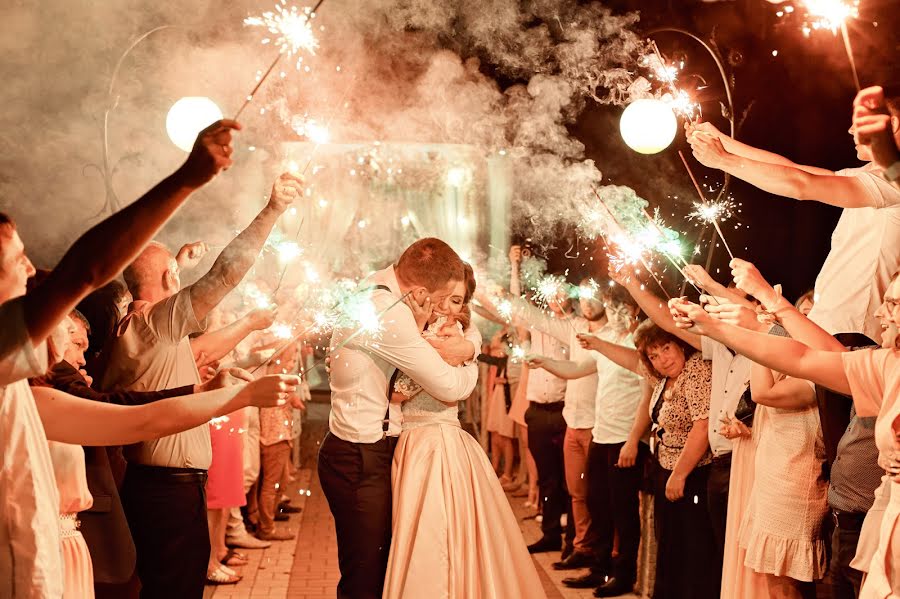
[382,346,545,598]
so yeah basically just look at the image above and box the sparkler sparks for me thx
[271,322,293,339]
[275,240,303,264]
[244,1,320,69]
[801,0,859,33]
[291,115,331,144]
[688,197,736,225]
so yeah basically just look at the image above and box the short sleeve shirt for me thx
[653,354,713,470]
[0,297,64,598]
[100,287,210,468]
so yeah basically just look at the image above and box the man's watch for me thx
[885,161,900,183]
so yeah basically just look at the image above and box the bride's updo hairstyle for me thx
[455,262,476,330]
[396,238,466,293]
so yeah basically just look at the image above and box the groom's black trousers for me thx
[318,432,398,599]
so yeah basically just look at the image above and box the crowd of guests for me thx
[0,120,316,598]
[474,85,900,598]
[1,73,898,599]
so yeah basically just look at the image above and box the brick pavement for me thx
[208,401,640,598]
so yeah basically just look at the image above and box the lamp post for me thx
[646,27,737,278]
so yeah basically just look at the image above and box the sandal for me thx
[206,566,241,586]
[221,549,249,567]
[219,564,242,578]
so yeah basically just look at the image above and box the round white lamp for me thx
[166,97,223,152]
[619,98,678,155]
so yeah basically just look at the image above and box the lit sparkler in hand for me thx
[796,0,862,90]
[275,240,303,264]
[271,322,293,339]
[235,0,326,120]
[679,150,736,259]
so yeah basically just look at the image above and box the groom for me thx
[318,238,481,599]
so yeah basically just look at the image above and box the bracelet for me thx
[884,161,900,183]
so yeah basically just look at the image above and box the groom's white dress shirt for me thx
[328,266,481,444]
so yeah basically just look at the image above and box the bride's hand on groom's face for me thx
[404,293,433,331]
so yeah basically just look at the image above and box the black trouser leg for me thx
[829,524,864,599]
[586,442,613,572]
[318,433,396,599]
[121,466,210,599]
[608,442,647,583]
[706,454,731,553]
[525,404,568,540]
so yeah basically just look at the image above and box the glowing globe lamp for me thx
[619,99,678,155]
[166,97,223,152]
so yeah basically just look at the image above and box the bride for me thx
[382,264,545,599]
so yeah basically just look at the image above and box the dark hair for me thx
[69,309,92,335]
[633,320,695,378]
[0,212,14,229]
[76,281,127,363]
[886,95,900,118]
[456,262,477,330]
[396,238,465,293]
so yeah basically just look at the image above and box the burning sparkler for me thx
[794,0,862,90]
[235,0,326,120]
[679,150,735,259]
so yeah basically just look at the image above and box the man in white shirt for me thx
[99,172,302,597]
[528,286,647,596]
[506,278,603,570]
[319,238,480,599]
[688,108,900,341]
[0,121,238,598]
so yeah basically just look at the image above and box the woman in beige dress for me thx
[383,266,544,599]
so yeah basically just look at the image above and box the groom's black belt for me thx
[530,401,565,412]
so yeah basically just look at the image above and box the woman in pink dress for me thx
[673,268,900,598]
[383,266,544,599]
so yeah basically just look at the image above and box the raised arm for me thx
[576,332,642,375]
[688,132,878,208]
[188,173,301,322]
[681,265,755,310]
[728,259,845,352]
[614,266,701,351]
[190,307,276,366]
[686,121,835,175]
[526,356,596,380]
[25,121,239,346]
[671,298,850,394]
[33,372,298,446]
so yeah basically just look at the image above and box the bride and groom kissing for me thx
[318,238,546,599]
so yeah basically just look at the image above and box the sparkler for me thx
[678,151,735,259]
[646,42,701,121]
[798,0,861,90]
[235,0,326,120]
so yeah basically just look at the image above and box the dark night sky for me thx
[537,0,900,302]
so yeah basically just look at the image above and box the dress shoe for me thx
[226,532,272,549]
[552,551,594,570]
[257,529,295,541]
[274,512,289,521]
[593,577,634,597]
[527,537,561,554]
[559,542,574,562]
[562,571,609,589]
[278,503,303,514]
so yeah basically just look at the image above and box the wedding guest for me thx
[254,342,305,542]
[687,106,900,343]
[670,267,900,597]
[99,171,302,598]
[0,119,239,598]
[529,285,647,596]
[478,331,518,484]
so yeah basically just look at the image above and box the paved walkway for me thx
[208,401,640,599]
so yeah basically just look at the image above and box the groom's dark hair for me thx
[396,238,465,292]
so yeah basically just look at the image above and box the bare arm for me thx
[576,333,643,375]
[687,121,834,175]
[25,121,239,346]
[672,300,850,394]
[690,134,877,208]
[670,419,710,481]
[190,308,275,366]
[33,373,297,446]
[729,259,846,352]
[189,173,300,321]
[618,271,702,350]
[617,378,653,468]
[527,357,596,380]
[750,363,816,410]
